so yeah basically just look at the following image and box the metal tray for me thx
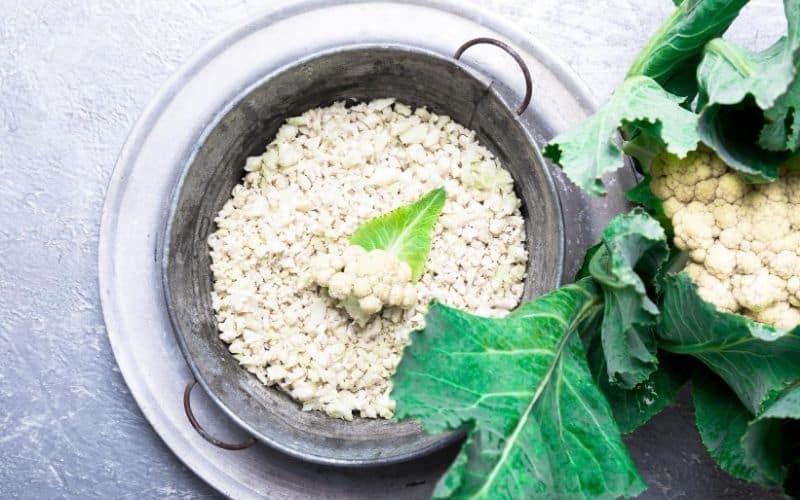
[100,1,764,498]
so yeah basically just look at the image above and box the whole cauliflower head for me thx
[310,245,417,325]
[651,147,800,330]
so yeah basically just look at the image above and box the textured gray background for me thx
[0,0,786,498]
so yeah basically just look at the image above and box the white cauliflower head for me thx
[651,148,800,329]
[310,245,417,325]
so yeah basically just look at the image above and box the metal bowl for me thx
[162,42,564,466]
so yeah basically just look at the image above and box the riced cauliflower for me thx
[208,99,528,420]
[310,246,418,325]
[650,147,800,330]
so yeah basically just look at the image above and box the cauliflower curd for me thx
[650,147,800,330]
[311,246,418,325]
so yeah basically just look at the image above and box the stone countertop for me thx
[0,0,785,498]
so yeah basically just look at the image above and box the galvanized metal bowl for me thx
[162,42,564,466]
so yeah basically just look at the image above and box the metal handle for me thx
[183,378,257,450]
[454,37,533,115]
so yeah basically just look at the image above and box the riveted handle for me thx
[183,378,257,450]
[454,37,533,115]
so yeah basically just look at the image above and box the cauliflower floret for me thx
[788,276,800,307]
[650,147,800,329]
[718,227,742,249]
[662,197,684,218]
[716,173,749,203]
[685,263,739,312]
[705,243,736,278]
[750,206,791,243]
[311,245,418,325]
[673,203,716,254]
[772,232,800,253]
[736,251,762,275]
[754,303,800,331]
[649,176,671,200]
[694,178,719,203]
[731,269,786,313]
[761,181,787,202]
[712,204,739,230]
[787,171,800,201]
[769,251,800,280]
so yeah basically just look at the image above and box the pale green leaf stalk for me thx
[350,187,446,281]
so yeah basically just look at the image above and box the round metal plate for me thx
[99,0,634,498]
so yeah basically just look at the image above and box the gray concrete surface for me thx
[0,0,786,498]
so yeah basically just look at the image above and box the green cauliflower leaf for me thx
[587,336,691,434]
[696,98,792,181]
[626,0,750,99]
[392,280,646,499]
[659,273,800,415]
[544,76,699,196]
[693,369,800,489]
[588,210,670,388]
[760,76,800,152]
[695,0,800,172]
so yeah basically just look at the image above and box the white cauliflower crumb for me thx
[651,147,800,329]
[209,99,528,420]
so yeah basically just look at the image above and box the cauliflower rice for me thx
[208,99,528,420]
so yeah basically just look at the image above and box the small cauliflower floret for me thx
[328,272,354,299]
[769,251,800,280]
[672,183,696,203]
[754,303,800,331]
[352,276,372,297]
[712,204,739,230]
[673,203,715,254]
[750,205,791,243]
[685,263,739,312]
[309,251,345,287]
[662,197,684,218]
[649,176,671,200]
[694,178,719,203]
[788,276,800,307]
[718,227,742,250]
[705,243,736,278]
[787,171,800,201]
[708,155,728,177]
[732,270,786,313]
[716,173,749,203]
[310,245,419,326]
[736,251,762,275]
[687,247,706,263]
[772,232,800,253]
[761,181,787,202]
[358,295,383,315]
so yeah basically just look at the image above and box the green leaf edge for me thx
[350,187,446,281]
